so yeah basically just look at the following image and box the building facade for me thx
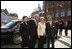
[9,13,18,20]
[1,9,11,25]
[43,1,71,24]
[30,3,43,18]
[1,9,18,26]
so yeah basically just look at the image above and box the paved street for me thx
[1,29,71,48]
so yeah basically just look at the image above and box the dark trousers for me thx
[65,29,68,36]
[47,37,55,48]
[38,36,46,48]
[59,29,62,36]
[29,38,36,48]
[55,29,58,38]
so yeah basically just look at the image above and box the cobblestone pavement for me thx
[1,29,71,48]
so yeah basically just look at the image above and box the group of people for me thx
[58,20,71,36]
[19,14,70,48]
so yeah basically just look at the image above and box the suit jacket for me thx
[19,22,30,41]
[59,22,64,29]
[46,21,56,38]
[54,22,59,33]
[55,22,59,29]
[28,19,37,39]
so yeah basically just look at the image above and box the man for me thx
[29,14,39,48]
[34,14,40,26]
[55,20,59,38]
[46,15,56,48]
[59,20,64,36]
[65,21,71,36]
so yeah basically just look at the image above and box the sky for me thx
[1,1,43,19]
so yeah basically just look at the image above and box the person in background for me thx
[46,15,56,48]
[19,16,30,48]
[65,21,71,36]
[59,20,64,36]
[37,17,46,48]
[55,20,59,38]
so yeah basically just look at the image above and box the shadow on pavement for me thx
[62,36,71,38]
[57,39,71,48]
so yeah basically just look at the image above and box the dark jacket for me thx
[19,22,30,41]
[46,22,56,38]
[55,22,59,29]
[59,21,64,29]
[54,22,59,33]
[29,20,37,39]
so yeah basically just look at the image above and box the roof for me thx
[1,9,9,15]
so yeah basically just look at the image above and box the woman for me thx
[19,16,30,48]
[37,17,46,48]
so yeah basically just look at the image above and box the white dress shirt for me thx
[37,22,46,36]
[48,21,52,27]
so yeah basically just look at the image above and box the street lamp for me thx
[45,1,48,21]
[45,9,48,21]
[46,9,48,13]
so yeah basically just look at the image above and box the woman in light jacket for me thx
[37,17,46,48]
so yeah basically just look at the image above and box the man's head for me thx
[47,15,52,21]
[34,14,39,21]
[22,16,28,22]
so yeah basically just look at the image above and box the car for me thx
[1,20,22,45]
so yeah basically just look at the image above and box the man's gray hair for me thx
[34,14,39,17]
[47,15,52,18]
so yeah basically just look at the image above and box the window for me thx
[61,11,65,17]
[5,21,16,27]
[51,13,54,17]
[67,10,71,16]
[55,12,59,17]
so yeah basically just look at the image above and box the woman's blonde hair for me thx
[40,17,45,20]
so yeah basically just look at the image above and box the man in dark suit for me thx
[29,14,39,48]
[59,20,64,36]
[65,21,71,36]
[55,20,59,38]
[29,19,37,48]
[46,16,56,48]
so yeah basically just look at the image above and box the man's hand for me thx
[19,36,22,42]
[54,34,57,37]
[38,35,40,39]
[46,35,47,38]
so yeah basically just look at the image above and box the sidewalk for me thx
[55,29,71,48]
[1,29,71,48]
[35,29,71,48]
